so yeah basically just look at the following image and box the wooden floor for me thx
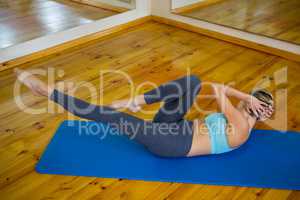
[0,21,300,199]
[180,0,300,45]
[0,0,118,49]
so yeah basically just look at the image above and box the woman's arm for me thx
[212,83,251,102]
[212,84,250,146]
[212,83,267,117]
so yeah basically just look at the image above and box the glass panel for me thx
[0,0,136,49]
[171,0,300,45]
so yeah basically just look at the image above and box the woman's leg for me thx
[144,75,201,123]
[50,89,142,124]
[15,69,194,157]
[15,68,147,139]
[50,89,193,157]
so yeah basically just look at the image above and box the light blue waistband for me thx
[205,113,234,154]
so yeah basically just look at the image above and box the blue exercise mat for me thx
[36,120,300,190]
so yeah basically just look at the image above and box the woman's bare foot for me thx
[15,68,53,97]
[110,99,141,112]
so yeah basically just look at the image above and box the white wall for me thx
[94,0,136,9]
[152,0,300,55]
[0,0,150,63]
[172,0,203,9]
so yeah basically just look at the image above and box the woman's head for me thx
[247,89,274,121]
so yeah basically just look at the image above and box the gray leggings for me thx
[50,75,201,157]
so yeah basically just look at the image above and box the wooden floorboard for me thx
[0,21,300,199]
[180,0,300,45]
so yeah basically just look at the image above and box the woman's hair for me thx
[252,89,274,106]
[248,89,274,121]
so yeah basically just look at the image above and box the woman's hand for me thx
[110,99,141,113]
[245,95,268,118]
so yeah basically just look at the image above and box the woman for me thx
[15,69,274,157]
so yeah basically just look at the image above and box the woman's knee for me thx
[173,75,201,93]
[188,75,201,90]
